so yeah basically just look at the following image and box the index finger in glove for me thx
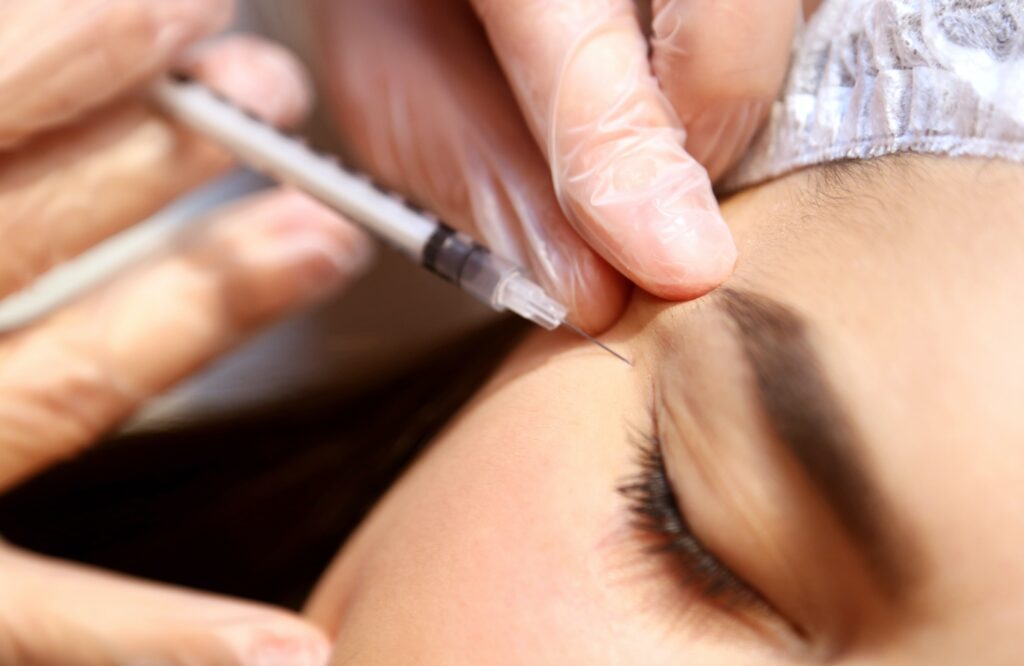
[0,0,233,148]
[471,0,736,300]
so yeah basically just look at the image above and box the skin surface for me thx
[307,155,1024,664]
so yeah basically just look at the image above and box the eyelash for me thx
[618,430,766,611]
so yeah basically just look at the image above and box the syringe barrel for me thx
[151,77,437,257]
[422,226,566,330]
[152,77,569,331]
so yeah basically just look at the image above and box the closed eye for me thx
[617,428,767,612]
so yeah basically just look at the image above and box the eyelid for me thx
[618,430,762,608]
[618,409,810,647]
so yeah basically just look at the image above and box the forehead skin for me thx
[643,155,1024,658]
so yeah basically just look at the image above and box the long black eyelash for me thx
[617,431,763,609]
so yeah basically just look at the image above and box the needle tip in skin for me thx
[561,321,632,366]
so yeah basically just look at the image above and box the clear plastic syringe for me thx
[150,76,629,364]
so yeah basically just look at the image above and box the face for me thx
[307,156,1024,664]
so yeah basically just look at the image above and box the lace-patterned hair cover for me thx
[724,0,1024,190]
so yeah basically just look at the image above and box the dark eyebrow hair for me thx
[716,287,915,596]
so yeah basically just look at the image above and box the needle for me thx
[562,321,633,366]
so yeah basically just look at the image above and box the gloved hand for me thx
[0,1,372,663]
[311,0,800,331]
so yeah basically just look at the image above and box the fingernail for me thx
[221,626,331,666]
[250,635,331,666]
[271,230,375,302]
[202,193,374,324]
[186,37,313,127]
[263,196,376,301]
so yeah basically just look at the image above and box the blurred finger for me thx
[650,0,800,180]
[0,189,373,491]
[181,34,313,129]
[0,34,312,299]
[472,0,736,299]
[0,0,233,148]
[314,0,627,331]
[0,544,329,666]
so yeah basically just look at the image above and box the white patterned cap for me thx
[723,0,1024,191]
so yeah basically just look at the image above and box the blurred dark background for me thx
[0,319,523,610]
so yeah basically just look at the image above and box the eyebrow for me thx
[716,287,913,596]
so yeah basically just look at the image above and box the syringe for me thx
[151,75,629,365]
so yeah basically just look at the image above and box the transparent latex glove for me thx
[0,2,374,664]
[311,0,800,331]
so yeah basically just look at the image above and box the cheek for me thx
[321,338,670,663]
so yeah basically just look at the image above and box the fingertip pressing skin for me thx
[473,0,737,302]
[549,11,738,299]
[555,107,738,299]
